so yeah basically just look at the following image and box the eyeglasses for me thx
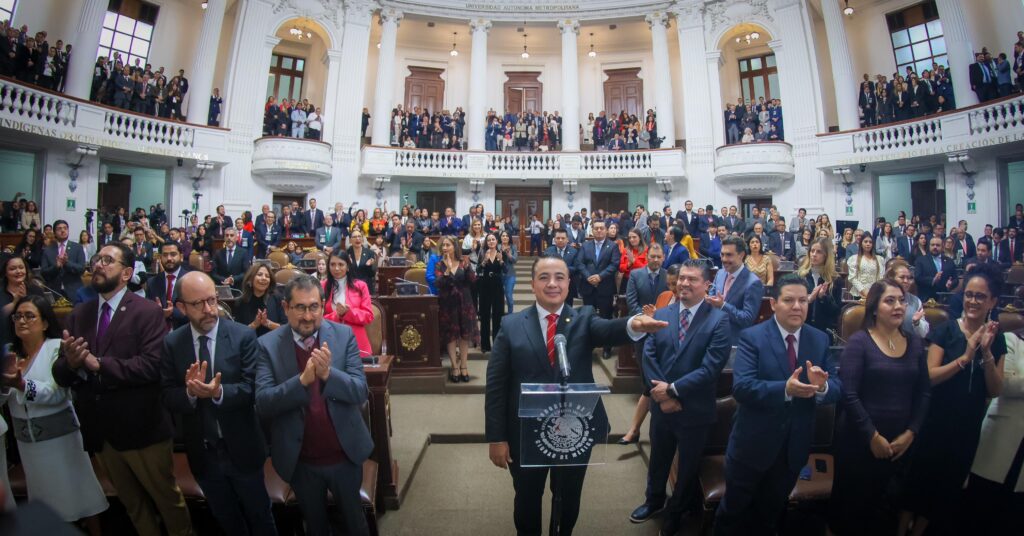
[11,313,38,323]
[183,297,218,310]
[964,291,990,303]
[91,255,124,268]
[290,303,323,315]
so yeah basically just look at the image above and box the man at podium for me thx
[485,255,667,535]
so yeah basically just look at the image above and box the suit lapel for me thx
[98,293,132,355]
[214,322,232,375]
[523,306,552,372]
[766,323,791,378]
[276,328,300,379]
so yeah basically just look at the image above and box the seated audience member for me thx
[886,260,930,339]
[829,279,930,535]
[322,251,374,358]
[233,263,285,337]
[2,295,109,533]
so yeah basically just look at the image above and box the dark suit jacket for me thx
[575,239,621,300]
[769,231,797,261]
[304,209,324,235]
[209,214,231,238]
[160,319,267,477]
[145,266,191,329]
[388,230,424,255]
[315,226,342,252]
[485,305,633,452]
[990,239,1012,267]
[254,321,373,482]
[40,241,87,298]
[914,254,958,304]
[896,235,916,259]
[642,302,731,428]
[677,211,700,235]
[728,321,840,472]
[52,290,172,452]
[211,246,251,287]
[625,266,667,315]
[713,266,764,345]
[255,222,282,254]
[663,241,690,270]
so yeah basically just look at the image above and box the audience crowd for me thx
[263,96,323,140]
[0,21,71,92]
[723,97,786,144]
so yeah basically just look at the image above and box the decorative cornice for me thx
[557,19,580,36]
[669,0,704,30]
[645,11,670,30]
[379,7,404,25]
[344,0,378,23]
[469,18,492,33]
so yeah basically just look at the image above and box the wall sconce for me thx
[374,176,391,208]
[656,178,673,204]
[470,179,485,203]
[832,167,854,216]
[947,152,976,209]
[66,145,98,193]
[192,161,214,211]
[563,180,578,210]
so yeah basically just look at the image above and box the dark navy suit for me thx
[576,239,621,321]
[714,320,840,535]
[642,302,731,521]
[662,241,690,270]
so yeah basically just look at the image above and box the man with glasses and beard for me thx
[161,271,277,535]
[53,243,193,536]
[255,275,373,536]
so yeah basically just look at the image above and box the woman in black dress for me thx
[13,228,43,270]
[475,233,506,353]
[232,263,285,337]
[191,224,213,256]
[829,279,931,535]
[798,238,843,339]
[902,264,1006,536]
[435,235,478,383]
[346,229,377,295]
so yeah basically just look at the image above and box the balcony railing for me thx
[361,145,685,180]
[251,136,333,192]
[714,142,795,194]
[818,94,1024,167]
[0,77,229,161]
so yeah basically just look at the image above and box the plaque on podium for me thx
[518,383,611,467]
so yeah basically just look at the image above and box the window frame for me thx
[0,0,17,25]
[97,10,155,68]
[886,1,947,77]
[267,53,306,103]
[737,52,779,104]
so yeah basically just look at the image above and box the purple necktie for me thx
[96,303,112,342]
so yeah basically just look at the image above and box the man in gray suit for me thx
[255,275,372,536]
[315,214,342,255]
[40,219,87,298]
[707,236,764,345]
[626,242,667,316]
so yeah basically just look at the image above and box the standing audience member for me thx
[322,252,374,359]
[887,260,931,338]
[744,235,774,287]
[847,234,882,299]
[53,243,194,536]
[913,236,958,304]
[436,236,478,383]
[346,229,377,295]
[255,276,373,536]
[233,264,285,337]
[577,220,621,359]
[160,272,278,536]
[710,236,764,346]
[499,230,518,314]
[2,295,109,534]
[476,233,506,353]
[40,220,86,299]
[799,238,843,339]
[902,264,1005,536]
[829,280,930,535]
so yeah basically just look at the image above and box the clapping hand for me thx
[185,361,222,399]
[310,343,332,382]
[61,330,99,371]
[705,294,725,308]
[335,303,349,317]
[979,321,999,354]
[912,307,925,324]
[1,351,23,390]
[156,298,174,319]
[299,353,319,386]
[785,365,820,399]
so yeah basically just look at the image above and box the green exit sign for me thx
[967,202,976,214]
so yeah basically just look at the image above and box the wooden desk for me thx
[377,295,442,376]
[363,355,398,510]
[0,232,20,251]
[376,266,408,297]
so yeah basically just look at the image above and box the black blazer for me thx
[303,208,324,234]
[914,254,958,304]
[211,246,251,287]
[40,241,87,298]
[576,239,621,300]
[804,272,843,337]
[160,319,267,477]
[485,305,633,453]
[346,246,377,294]
[145,266,192,329]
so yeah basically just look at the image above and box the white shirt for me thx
[774,317,829,401]
[187,319,224,407]
[307,112,322,130]
[333,278,348,307]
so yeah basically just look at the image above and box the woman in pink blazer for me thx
[322,251,375,358]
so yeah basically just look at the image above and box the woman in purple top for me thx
[829,279,931,535]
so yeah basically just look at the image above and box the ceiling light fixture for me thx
[201,1,208,9]
[450,32,458,56]
[735,31,761,45]
[521,33,530,59]
[843,0,854,16]
[588,32,597,58]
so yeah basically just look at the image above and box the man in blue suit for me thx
[713,274,840,535]
[145,241,191,331]
[486,255,666,536]
[255,276,373,536]
[708,236,763,345]
[254,211,281,259]
[662,226,690,270]
[577,220,621,358]
[544,228,580,306]
[630,260,731,535]
[896,225,917,260]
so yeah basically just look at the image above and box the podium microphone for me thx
[553,334,570,383]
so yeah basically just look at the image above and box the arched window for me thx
[738,53,779,103]
[267,54,305,102]
[887,1,946,76]
[98,0,159,67]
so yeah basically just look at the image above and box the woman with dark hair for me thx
[499,230,518,314]
[191,224,213,256]
[322,251,374,358]
[902,264,1006,536]
[619,228,648,294]
[798,238,843,337]
[847,234,882,298]
[829,279,931,535]
[13,228,43,270]
[242,210,255,234]
[1,295,108,533]
[475,233,506,353]
[745,235,774,287]
[910,232,929,265]
[19,200,40,231]
[0,255,45,343]
[233,263,285,337]
[435,235,478,383]
[346,229,377,294]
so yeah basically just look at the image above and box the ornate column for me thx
[370,8,404,146]
[65,0,108,99]
[672,2,714,177]
[330,0,376,204]
[320,49,343,141]
[558,19,581,151]
[646,12,676,147]
[467,18,492,151]
[934,0,977,107]
[706,50,725,149]
[186,0,227,124]
[820,0,859,130]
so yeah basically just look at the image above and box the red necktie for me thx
[786,334,797,372]
[545,313,558,367]
[166,273,175,304]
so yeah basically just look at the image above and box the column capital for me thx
[768,39,784,51]
[379,7,404,26]
[264,35,281,48]
[469,18,492,33]
[322,49,344,65]
[344,0,378,23]
[645,11,670,30]
[705,49,723,68]
[669,1,704,30]
[557,19,579,36]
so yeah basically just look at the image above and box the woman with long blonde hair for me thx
[435,236,478,382]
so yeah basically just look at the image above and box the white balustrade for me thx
[103,111,195,147]
[968,95,1024,135]
[488,152,561,172]
[0,79,77,125]
[852,119,942,153]
[394,149,468,171]
[580,151,652,171]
